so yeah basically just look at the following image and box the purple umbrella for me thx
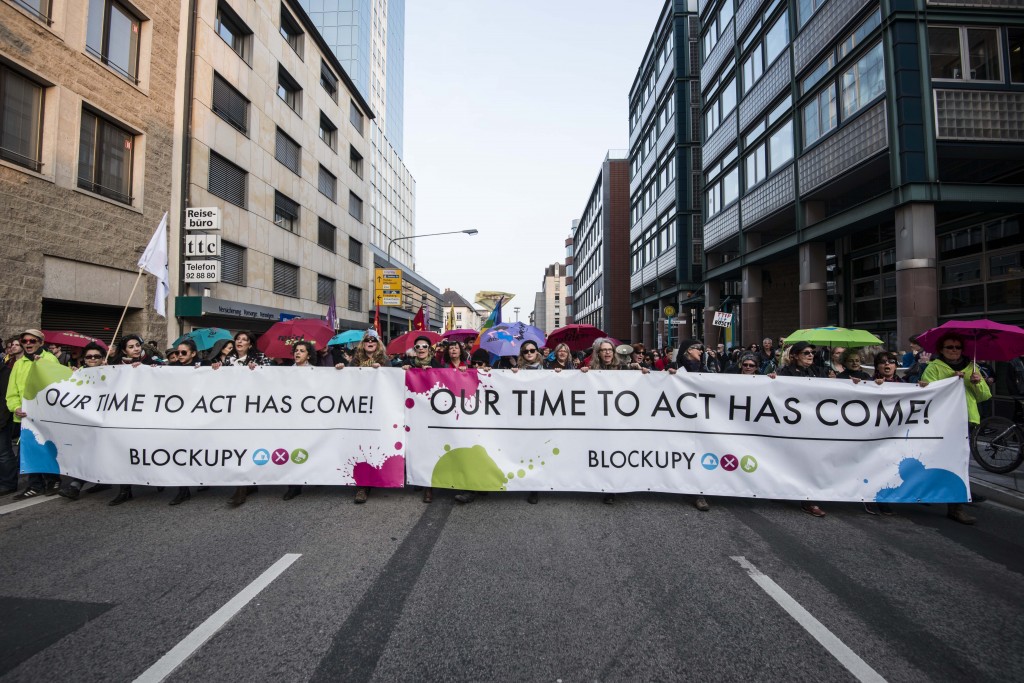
[479,322,545,357]
[916,319,1024,361]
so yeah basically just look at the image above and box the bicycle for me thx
[970,397,1024,474]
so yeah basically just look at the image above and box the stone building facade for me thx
[0,0,180,345]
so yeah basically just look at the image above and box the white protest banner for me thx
[21,366,407,487]
[404,369,971,503]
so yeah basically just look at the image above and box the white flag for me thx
[138,211,169,317]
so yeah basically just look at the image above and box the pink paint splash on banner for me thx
[352,455,406,487]
[404,368,481,396]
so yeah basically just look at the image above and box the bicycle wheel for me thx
[971,416,1024,474]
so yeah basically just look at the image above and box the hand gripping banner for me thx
[21,365,408,487]
[403,369,972,503]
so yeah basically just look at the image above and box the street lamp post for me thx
[384,229,478,340]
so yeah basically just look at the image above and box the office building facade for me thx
[698,0,1024,348]
[572,151,632,342]
[628,0,704,350]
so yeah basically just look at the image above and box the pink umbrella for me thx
[916,319,1024,361]
[387,330,442,356]
[441,329,478,344]
[41,330,108,351]
[256,318,335,358]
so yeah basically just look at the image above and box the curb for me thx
[970,476,1024,511]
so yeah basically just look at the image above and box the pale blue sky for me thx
[404,0,664,319]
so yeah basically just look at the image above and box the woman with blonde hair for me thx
[350,332,387,368]
[546,343,577,370]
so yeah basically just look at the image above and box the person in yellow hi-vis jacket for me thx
[6,329,59,499]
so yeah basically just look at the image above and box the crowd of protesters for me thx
[3,325,1020,527]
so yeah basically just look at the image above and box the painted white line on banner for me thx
[0,495,59,515]
[133,553,302,683]
[731,556,887,683]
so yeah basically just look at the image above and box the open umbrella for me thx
[328,329,366,347]
[479,322,546,357]
[441,329,479,344]
[172,327,233,352]
[916,319,1024,361]
[545,324,609,352]
[40,331,108,351]
[784,327,883,348]
[386,330,442,356]
[256,318,335,358]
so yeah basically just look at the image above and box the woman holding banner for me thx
[349,332,388,504]
[777,342,831,517]
[441,340,469,370]
[920,332,991,525]
[281,341,317,502]
[225,331,270,507]
[107,335,159,506]
[518,341,545,505]
[404,336,441,503]
[546,343,577,371]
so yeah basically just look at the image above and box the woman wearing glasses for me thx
[224,330,270,369]
[777,342,832,517]
[403,336,441,502]
[53,343,110,500]
[836,349,872,382]
[546,343,577,371]
[920,333,991,525]
[348,332,388,503]
[872,352,903,384]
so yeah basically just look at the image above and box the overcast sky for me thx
[404,0,664,320]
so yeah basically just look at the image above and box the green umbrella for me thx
[784,327,883,348]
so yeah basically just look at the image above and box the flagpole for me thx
[108,267,146,356]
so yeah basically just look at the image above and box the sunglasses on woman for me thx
[83,354,104,360]
[414,344,430,350]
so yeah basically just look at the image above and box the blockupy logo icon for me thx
[252,448,310,466]
[701,452,758,473]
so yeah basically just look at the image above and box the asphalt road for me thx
[1,486,1023,682]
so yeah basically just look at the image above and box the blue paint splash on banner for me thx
[875,457,968,503]
[19,426,60,475]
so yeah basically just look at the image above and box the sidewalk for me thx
[970,461,1024,510]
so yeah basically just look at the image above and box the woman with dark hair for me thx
[107,335,158,506]
[516,341,544,504]
[441,340,468,370]
[160,339,210,506]
[921,332,991,524]
[279,341,316,502]
[59,343,109,500]
[207,338,234,365]
[225,330,269,369]
[403,336,441,502]
[872,352,903,384]
[836,349,872,382]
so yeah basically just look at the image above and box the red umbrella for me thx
[546,324,613,352]
[387,330,441,356]
[41,330,108,351]
[256,318,335,358]
[441,329,479,344]
[915,319,1024,361]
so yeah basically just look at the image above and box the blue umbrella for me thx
[479,322,546,357]
[172,327,233,351]
[328,329,366,347]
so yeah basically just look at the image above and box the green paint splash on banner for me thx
[24,360,74,401]
[431,445,509,491]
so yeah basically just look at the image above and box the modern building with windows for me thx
[171,0,375,335]
[628,0,703,349]
[572,151,632,342]
[533,263,567,335]
[564,232,575,325]
[0,0,179,343]
[698,0,1024,349]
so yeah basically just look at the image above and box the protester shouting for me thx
[349,332,388,504]
[224,330,269,369]
[0,337,25,495]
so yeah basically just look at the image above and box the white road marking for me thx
[133,553,302,683]
[0,495,59,515]
[731,555,887,683]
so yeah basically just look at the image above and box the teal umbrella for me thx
[328,329,366,347]
[172,327,233,351]
[784,327,883,348]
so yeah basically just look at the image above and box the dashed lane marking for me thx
[0,495,59,516]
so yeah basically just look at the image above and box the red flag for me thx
[413,306,425,330]
[374,305,382,339]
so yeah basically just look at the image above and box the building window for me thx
[702,0,735,58]
[802,83,837,146]
[841,42,885,119]
[320,60,338,101]
[318,112,337,151]
[704,74,736,139]
[348,285,362,312]
[208,151,246,208]
[348,236,362,265]
[275,127,300,175]
[1011,29,1024,83]
[10,0,50,23]
[797,0,827,28]
[317,274,334,305]
[349,145,363,177]
[929,26,1002,82]
[273,259,299,298]
[938,217,1023,317]
[277,65,301,116]
[77,108,134,204]
[349,101,364,135]
[274,191,299,233]
[0,65,44,172]
[280,7,304,58]
[744,119,793,191]
[218,240,246,285]
[215,2,251,63]
[212,72,248,134]
[318,164,336,202]
[86,0,142,83]
[349,191,363,222]
[317,218,336,252]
